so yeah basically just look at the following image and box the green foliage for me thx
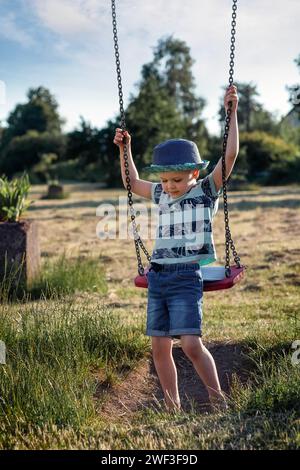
[0,172,34,222]
[232,340,300,416]
[240,131,299,181]
[267,154,300,184]
[67,36,210,187]
[126,73,186,170]
[65,116,100,165]
[218,82,281,134]
[149,35,206,121]
[1,46,299,187]
[42,158,85,182]
[65,117,118,186]
[4,86,64,140]
[279,120,300,147]
[0,87,66,177]
[286,53,300,113]
[0,131,66,177]
[125,36,209,182]
[97,119,121,188]
[31,153,59,183]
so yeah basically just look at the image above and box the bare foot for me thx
[209,392,229,412]
[165,400,182,414]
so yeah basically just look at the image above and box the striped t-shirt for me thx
[150,172,223,265]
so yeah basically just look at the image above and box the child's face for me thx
[159,170,200,198]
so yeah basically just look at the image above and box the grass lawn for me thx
[0,182,299,450]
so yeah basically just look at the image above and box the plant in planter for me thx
[31,153,67,199]
[43,154,66,199]
[0,172,40,298]
[31,152,57,183]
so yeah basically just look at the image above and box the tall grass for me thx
[0,293,149,448]
[30,250,109,300]
[231,337,300,415]
[0,250,108,302]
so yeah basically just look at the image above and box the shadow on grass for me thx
[220,187,300,199]
[218,198,300,211]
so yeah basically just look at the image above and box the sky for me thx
[0,0,299,136]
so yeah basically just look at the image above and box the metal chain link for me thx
[221,0,242,277]
[111,0,151,276]
[111,0,242,278]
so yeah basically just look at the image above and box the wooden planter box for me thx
[0,219,41,291]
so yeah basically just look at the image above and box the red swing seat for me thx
[134,264,246,291]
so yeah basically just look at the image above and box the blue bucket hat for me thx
[142,138,210,173]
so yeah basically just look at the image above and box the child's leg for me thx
[151,337,181,411]
[180,335,227,405]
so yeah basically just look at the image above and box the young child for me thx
[114,85,239,412]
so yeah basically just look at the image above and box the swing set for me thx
[111,0,246,292]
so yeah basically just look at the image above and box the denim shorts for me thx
[146,262,203,339]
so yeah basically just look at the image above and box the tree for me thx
[123,36,209,179]
[60,36,210,187]
[97,119,121,188]
[65,116,100,164]
[1,86,64,150]
[218,82,280,134]
[0,87,66,177]
[0,131,66,177]
[150,36,206,122]
[91,36,211,187]
[126,71,186,171]
[286,53,300,117]
[240,131,298,180]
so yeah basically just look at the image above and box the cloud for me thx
[29,0,106,37]
[0,12,35,47]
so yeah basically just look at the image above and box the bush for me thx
[51,159,91,182]
[240,131,299,181]
[30,153,59,183]
[0,131,67,177]
[267,154,300,184]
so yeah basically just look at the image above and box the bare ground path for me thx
[96,341,252,423]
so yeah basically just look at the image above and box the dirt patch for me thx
[95,341,252,424]
[284,273,300,286]
[265,248,300,264]
[253,264,269,270]
[242,283,263,292]
[264,251,285,263]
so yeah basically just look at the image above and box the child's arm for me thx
[114,128,152,199]
[211,85,239,193]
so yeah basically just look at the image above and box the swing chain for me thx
[221,0,242,277]
[111,0,151,276]
[112,0,242,278]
